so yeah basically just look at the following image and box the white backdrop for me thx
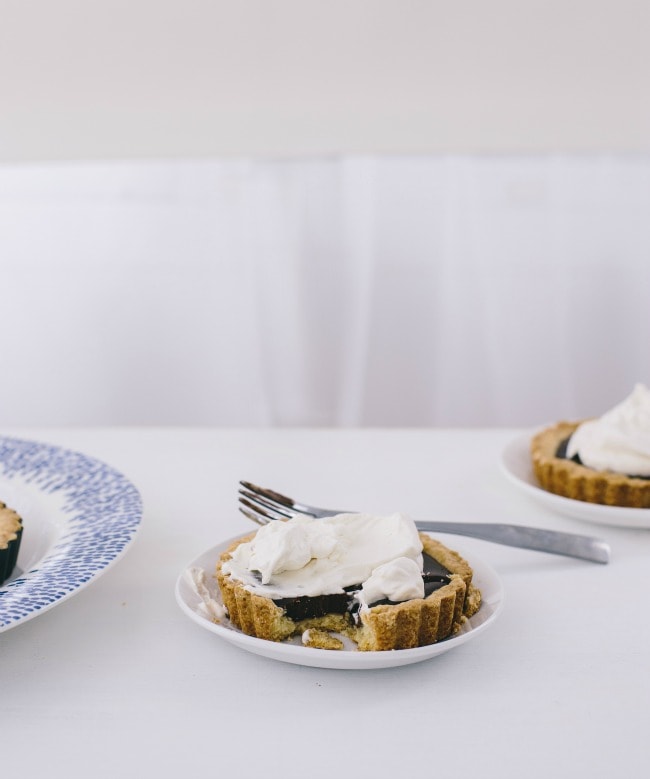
[0,154,648,428]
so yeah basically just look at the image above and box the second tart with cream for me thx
[531,384,650,508]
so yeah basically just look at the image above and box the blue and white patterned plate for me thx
[0,436,142,632]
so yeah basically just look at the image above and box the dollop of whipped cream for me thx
[222,512,424,601]
[357,557,425,609]
[567,383,650,476]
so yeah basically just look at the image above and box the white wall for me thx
[0,3,648,427]
[0,155,648,428]
[0,1,648,161]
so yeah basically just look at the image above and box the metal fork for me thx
[238,481,610,564]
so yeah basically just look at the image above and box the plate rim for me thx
[0,434,143,632]
[175,534,504,670]
[500,429,650,528]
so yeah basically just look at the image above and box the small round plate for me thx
[175,536,503,670]
[500,431,650,529]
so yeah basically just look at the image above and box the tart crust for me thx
[216,531,481,652]
[0,501,23,585]
[531,421,650,508]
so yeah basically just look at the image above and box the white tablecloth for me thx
[2,427,648,778]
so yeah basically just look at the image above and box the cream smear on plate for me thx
[185,566,227,621]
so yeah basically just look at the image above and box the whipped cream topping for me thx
[567,383,650,476]
[357,557,425,609]
[222,513,424,603]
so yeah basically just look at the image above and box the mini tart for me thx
[216,532,481,652]
[531,421,650,508]
[0,501,23,585]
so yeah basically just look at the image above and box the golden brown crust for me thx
[0,502,22,548]
[350,573,467,651]
[0,501,23,585]
[302,629,344,650]
[215,530,482,652]
[531,421,650,508]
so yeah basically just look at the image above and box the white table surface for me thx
[2,427,649,779]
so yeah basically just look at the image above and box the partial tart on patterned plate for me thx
[0,435,142,633]
[0,501,23,585]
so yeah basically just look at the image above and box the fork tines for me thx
[238,489,295,526]
[239,481,296,509]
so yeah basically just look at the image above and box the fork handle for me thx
[414,521,610,564]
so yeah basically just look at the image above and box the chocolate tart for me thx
[531,421,650,508]
[216,531,481,652]
[0,501,23,585]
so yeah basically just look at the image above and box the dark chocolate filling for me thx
[556,436,650,480]
[272,552,451,622]
[555,436,579,463]
[273,592,351,621]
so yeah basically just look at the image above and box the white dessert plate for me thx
[0,435,143,632]
[175,535,503,670]
[501,431,650,529]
